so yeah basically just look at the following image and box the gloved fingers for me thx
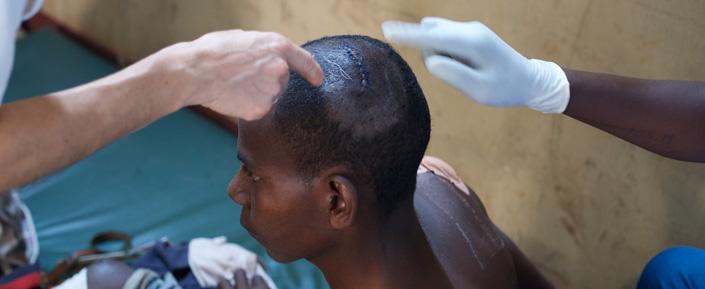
[421,49,437,63]
[422,47,480,71]
[382,19,489,66]
[381,21,456,53]
[424,54,481,99]
[420,16,454,27]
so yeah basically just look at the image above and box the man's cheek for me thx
[252,200,289,230]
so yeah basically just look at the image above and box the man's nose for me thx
[227,175,250,206]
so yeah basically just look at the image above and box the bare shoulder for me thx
[414,172,518,289]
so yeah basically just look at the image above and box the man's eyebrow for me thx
[236,152,253,166]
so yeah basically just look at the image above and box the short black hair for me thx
[273,35,430,214]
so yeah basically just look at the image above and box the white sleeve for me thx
[0,0,43,104]
[22,0,43,21]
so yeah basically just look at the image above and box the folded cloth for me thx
[123,268,182,289]
[54,237,276,289]
[188,237,276,289]
[132,241,202,289]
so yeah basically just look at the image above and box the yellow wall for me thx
[42,1,705,288]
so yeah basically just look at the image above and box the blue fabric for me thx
[0,263,40,285]
[133,241,204,289]
[637,246,705,289]
[125,269,183,289]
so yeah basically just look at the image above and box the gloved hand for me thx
[381,17,570,114]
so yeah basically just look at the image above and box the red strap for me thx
[0,271,41,289]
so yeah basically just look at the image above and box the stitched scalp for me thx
[272,35,431,214]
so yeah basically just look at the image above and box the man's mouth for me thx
[240,210,267,248]
[239,208,256,236]
[239,207,249,226]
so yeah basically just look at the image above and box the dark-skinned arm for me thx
[382,18,705,162]
[563,69,705,162]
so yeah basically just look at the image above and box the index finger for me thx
[381,21,447,50]
[281,41,324,86]
[382,21,478,64]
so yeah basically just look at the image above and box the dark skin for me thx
[83,114,551,289]
[563,69,705,162]
[415,173,553,289]
[79,69,703,289]
[228,114,552,289]
[218,269,270,289]
[229,115,452,289]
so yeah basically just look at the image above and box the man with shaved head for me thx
[228,35,552,289]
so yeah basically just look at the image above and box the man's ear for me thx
[325,174,358,230]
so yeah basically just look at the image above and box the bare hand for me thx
[157,30,323,120]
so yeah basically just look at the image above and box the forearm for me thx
[0,29,323,192]
[0,55,185,192]
[563,69,705,162]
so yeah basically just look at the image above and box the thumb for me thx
[425,54,482,101]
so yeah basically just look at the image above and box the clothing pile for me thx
[55,237,277,289]
[0,195,275,289]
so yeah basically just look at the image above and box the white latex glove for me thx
[188,237,277,289]
[382,17,570,114]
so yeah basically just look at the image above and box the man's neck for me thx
[309,197,453,289]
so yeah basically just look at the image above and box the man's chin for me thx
[239,209,252,232]
[245,232,294,263]
[239,214,262,246]
[265,248,298,263]
[238,212,299,263]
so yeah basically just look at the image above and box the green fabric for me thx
[4,28,327,289]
